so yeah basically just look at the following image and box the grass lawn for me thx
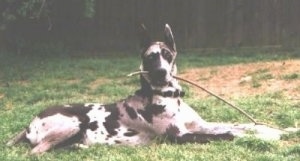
[0,47,299,161]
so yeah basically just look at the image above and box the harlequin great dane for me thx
[7,24,290,154]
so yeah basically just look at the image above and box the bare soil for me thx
[179,60,300,100]
[88,78,110,90]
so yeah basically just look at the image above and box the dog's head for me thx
[139,24,177,87]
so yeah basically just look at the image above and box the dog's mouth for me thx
[128,70,172,86]
[151,78,169,86]
[149,69,171,86]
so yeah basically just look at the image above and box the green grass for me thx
[282,73,300,80]
[0,47,300,161]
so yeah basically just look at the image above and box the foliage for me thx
[84,0,95,18]
[0,0,97,53]
[1,0,45,30]
[0,0,95,30]
[2,1,300,53]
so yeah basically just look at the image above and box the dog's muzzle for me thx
[149,68,169,86]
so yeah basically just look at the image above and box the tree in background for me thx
[0,0,95,53]
[1,1,299,54]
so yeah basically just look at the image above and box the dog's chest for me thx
[151,96,181,118]
[144,96,182,133]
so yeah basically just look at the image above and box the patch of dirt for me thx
[65,79,81,84]
[179,60,300,100]
[88,78,110,90]
[0,93,4,100]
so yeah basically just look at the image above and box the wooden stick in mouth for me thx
[127,71,149,77]
[127,70,283,130]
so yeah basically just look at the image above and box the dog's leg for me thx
[161,105,235,143]
[26,115,82,154]
[30,127,80,155]
[165,121,285,144]
[166,102,286,143]
[165,126,234,144]
[200,122,286,140]
[31,141,52,155]
[183,121,286,141]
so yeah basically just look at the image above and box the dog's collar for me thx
[152,89,185,98]
[135,89,185,98]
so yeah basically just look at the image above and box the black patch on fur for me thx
[137,104,165,123]
[142,51,161,74]
[26,127,31,133]
[103,104,120,136]
[165,125,180,136]
[164,124,234,144]
[161,48,173,63]
[177,99,181,106]
[88,121,98,131]
[115,140,121,144]
[135,83,152,98]
[125,103,138,119]
[124,129,139,137]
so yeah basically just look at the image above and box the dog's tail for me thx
[6,129,27,146]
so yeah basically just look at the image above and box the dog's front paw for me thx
[284,127,299,132]
[249,125,285,140]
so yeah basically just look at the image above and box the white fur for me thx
[26,114,80,145]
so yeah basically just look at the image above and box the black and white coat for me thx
[8,24,288,154]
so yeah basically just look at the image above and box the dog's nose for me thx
[153,68,167,78]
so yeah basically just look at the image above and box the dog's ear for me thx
[139,24,151,51]
[164,24,176,51]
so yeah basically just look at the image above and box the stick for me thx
[172,75,260,124]
[127,71,259,124]
[127,71,148,77]
[127,71,289,130]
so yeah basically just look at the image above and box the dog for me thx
[7,24,292,154]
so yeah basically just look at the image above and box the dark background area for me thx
[1,0,300,54]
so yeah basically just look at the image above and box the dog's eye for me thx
[146,52,159,60]
[162,50,172,63]
[147,54,155,60]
